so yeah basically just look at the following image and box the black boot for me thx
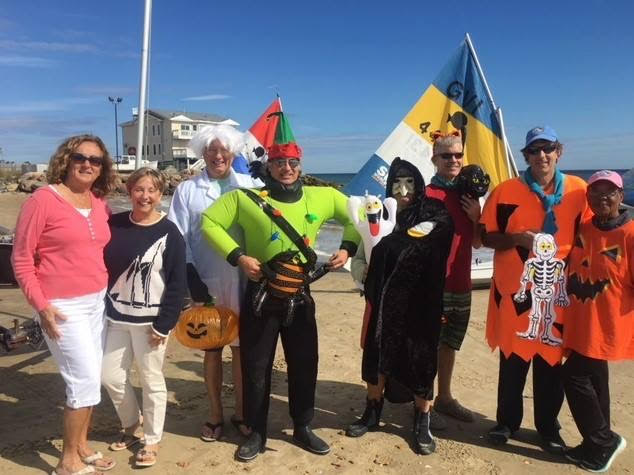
[293,425,330,455]
[237,432,265,462]
[345,398,384,437]
[413,408,436,455]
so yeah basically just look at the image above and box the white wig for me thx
[188,124,245,159]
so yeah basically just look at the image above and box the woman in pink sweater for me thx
[12,135,117,475]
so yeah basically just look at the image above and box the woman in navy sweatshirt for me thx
[101,167,186,468]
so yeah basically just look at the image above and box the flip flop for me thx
[230,416,251,436]
[81,452,116,471]
[135,448,157,467]
[109,433,142,451]
[200,421,223,442]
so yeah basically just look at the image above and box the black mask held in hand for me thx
[455,164,490,199]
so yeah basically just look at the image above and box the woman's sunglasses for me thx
[524,143,557,156]
[70,152,104,167]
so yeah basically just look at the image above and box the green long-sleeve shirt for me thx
[201,186,359,265]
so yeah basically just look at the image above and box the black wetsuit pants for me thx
[563,350,617,449]
[496,351,564,436]
[240,281,318,442]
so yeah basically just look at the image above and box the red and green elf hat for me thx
[267,112,302,160]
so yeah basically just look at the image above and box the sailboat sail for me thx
[344,34,516,197]
[109,234,168,316]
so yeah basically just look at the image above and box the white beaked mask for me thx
[392,176,415,197]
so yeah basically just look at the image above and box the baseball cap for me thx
[523,126,558,148]
[587,170,623,189]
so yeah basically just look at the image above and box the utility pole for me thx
[108,96,123,166]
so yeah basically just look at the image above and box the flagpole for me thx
[465,32,518,177]
[496,107,518,176]
[465,33,497,109]
[136,0,152,169]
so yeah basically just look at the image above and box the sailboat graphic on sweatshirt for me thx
[108,234,168,317]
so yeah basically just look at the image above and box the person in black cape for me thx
[346,157,453,455]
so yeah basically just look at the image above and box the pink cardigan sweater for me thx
[12,186,111,312]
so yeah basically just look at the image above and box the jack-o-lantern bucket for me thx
[174,300,239,350]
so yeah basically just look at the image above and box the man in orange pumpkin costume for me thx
[562,170,633,472]
[480,126,588,452]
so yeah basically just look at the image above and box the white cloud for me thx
[0,97,102,113]
[0,116,99,134]
[0,55,57,67]
[50,28,90,40]
[181,94,232,101]
[0,39,97,53]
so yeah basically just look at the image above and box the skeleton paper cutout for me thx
[513,233,570,346]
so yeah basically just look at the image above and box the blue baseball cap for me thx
[523,126,558,149]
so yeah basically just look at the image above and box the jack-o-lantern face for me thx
[567,234,620,303]
[174,303,239,350]
[186,322,208,339]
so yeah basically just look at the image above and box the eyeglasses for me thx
[70,153,103,167]
[525,143,557,155]
[270,158,300,169]
[588,188,621,200]
[204,147,232,157]
[436,152,464,160]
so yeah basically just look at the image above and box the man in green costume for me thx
[201,113,359,461]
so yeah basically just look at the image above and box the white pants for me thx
[101,321,168,445]
[43,289,106,409]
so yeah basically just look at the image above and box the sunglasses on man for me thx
[524,143,558,156]
[436,152,464,160]
[70,153,104,167]
[270,158,300,169]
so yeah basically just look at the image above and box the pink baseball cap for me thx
[587,170,623,189]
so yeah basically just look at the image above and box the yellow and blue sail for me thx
[345,38,515,197]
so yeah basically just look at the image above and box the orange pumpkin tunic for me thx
[480,175,588,366]
[563,216,634,361]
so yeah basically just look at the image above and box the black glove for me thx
[186,263,211,303]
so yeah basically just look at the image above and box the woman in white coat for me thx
[168,124,261,441]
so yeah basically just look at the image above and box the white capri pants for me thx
[43,289,107,409]
[101,321,168,445]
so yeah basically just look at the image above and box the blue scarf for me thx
[523,167,564,234]
[430,174,458,189]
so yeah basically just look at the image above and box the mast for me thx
[135,0,152,169]
[464,33,518,177]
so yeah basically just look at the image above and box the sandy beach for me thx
[1,191,632,474]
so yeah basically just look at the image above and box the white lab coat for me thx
[167,168,261,313]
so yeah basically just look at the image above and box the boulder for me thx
[18,171,47,192]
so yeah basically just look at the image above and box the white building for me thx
[120,109,239,170]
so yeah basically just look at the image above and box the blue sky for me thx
[1,0,633,173]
